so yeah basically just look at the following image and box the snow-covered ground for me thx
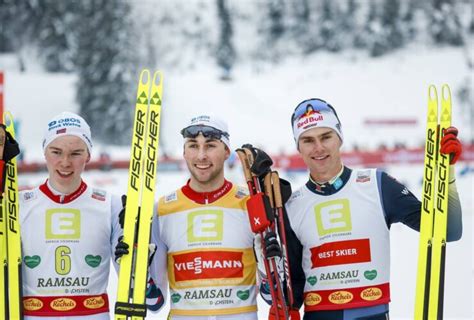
[3,44,473,319]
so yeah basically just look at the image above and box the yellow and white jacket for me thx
[149,180,258,318]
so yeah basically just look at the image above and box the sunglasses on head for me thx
[291,98,341,126]
[181,125,229,140]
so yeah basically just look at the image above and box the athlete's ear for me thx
[224,145,230,160]
[86,152,91,163]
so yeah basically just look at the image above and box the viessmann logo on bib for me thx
[173,251,244,282]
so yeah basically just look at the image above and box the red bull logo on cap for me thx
[296,113,324,129]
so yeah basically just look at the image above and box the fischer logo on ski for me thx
[415,84,452,320]
[115,70,163,320]
[1,112,22,320]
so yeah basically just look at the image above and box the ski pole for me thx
[236,148,288,320]
[271,171,295,309]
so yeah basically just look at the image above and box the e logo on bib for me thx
[46,209,81,239]
[314,199,351,236]
[187,210,223,242]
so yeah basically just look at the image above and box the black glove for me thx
[241,144,273,178]
[264,231,282,258]
[1,126,20,163]
[114,236,129,263]
[118,195,126,229]
[1,127,20,195]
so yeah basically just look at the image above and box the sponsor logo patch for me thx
[235,186,248,199]
[22,191,36,201]
[50,298,76,311]
[360,287,383,301]
[23,298,44,311]
[310,239,371,268]
[24,255,41,268]
[165,192,177,203]
[173,251,243,281]
[46,209,81,239]
[187,210,223,242]
[85,255,102,268]
[236,289,250,300]
[84,296,105,309]
[364,269,377,280]
[307,276,317,286]
[304,293,322,306]
[356,170,371,183]
[171,293,181,303]
[91,189,106,201]
[328,290,353,304]
[315,199,352,236]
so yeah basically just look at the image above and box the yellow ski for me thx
[428,84,451,319]
[414,84,452,319]
[2,112,22,319]
[115,70,163,319]
[131,71,163,320]
[0,123,7,319]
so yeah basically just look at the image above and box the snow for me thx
[2,44,473,319]
[3,45,472,161]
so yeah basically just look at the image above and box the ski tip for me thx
[441,84,451,101]
[152,71,163,86]
[139,69,151,85]
[3,111,13,127]
[428,85,437,101]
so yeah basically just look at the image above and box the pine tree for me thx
[268,0,285,41]
[0,0,43,69]
[319,0,342,52]
[291,0,313,53]
[381,0,404,50]
[74,0,136,145]
[216,0,236,80]
[358,0,388,56]
[400,0,417,42]
[429,0,464,45]
[341,0,359,48]
[0,0,17,53]
[257,0,286,62]
[36,1,77,72]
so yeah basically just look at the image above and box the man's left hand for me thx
[440,126,462,165]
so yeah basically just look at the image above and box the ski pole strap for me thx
[246,192,274,233]
[114,301,147,317]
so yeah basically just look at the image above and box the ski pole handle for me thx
[243,148,256,175]
[272,171,282,209]
[236,149,253,182]
[263,172,274,209]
